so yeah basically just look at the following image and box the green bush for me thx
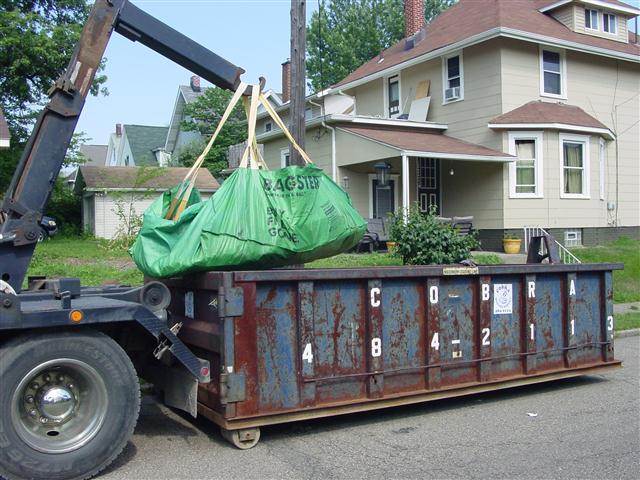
[388,205,479,265]
[45,178,82,235]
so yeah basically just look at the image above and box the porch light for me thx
[374,162,392,187]
[450,168,455,176]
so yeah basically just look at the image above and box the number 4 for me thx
[302,343,313,364]
[431,332,440,351]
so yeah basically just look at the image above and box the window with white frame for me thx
[387,75,400,117]
[443,53,463,103]
[540,49,564,97]
[280,148,290,168]
[560,134,590,198]
[585,9,599,30]
[603,13,617,33]
[508,132,543,198]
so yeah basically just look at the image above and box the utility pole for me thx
[289,0,306,166]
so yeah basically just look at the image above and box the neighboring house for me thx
[79,144,108,166]
[106,124,170,167]
[165,74,283,164]
[257,0,640,249]
[0,109,10,148]
[75,166,219,239]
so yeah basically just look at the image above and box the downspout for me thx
[309,98,337,182]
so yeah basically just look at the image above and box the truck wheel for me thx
[0,330,140,480]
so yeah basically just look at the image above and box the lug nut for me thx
[29,409,37,417]
[25,396,34,404]
[67,383,74,389]
[2,298,11,308]
[31,382,39,390]
[43,375,50,383]
[57,375,65,382]
[39,417,47,424]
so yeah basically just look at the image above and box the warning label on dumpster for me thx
[493,284,513,314]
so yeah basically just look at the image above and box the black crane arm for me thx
[0,0,245,292]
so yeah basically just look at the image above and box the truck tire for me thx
[0,330,140,480]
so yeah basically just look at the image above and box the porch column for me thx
[402,154,410,214]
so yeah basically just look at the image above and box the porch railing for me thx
[523,226,582,264]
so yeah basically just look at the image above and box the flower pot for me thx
[386,241,396,254]
[503,238,522,254]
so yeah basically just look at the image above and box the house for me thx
[75,166,219,239]
[165,75,283,166]
[106,124,170,167]
[256,0,640,249]
[0,109,10,148]
[79,144,108,166]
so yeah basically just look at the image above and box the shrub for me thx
[388,205,479,265]
[45,178,82,235]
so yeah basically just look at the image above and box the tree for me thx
[306,0,456,91]
[0,1,107,194]
[178,87,247,178]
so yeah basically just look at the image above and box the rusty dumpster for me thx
[160,262,622,448]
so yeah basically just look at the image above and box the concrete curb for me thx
[615,328,640,338]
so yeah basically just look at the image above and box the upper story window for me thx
[265,121,272,133]
[585,9,599,30]
[540,48,565,98]
[280,148,290,168]
[508,132,543,198]
[560,134,590,199]
[603,13,617,34]
[443,53,464,103]
[387,75,400,117]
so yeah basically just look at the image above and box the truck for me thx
[0,2,623,480]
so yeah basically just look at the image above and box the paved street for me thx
[100,336,639,480]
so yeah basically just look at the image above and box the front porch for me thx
[335,125,514,229]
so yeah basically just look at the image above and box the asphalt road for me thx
[99,336,639,480]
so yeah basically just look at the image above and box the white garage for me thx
[76,166,219,239]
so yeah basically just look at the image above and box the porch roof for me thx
[337,125,515,162]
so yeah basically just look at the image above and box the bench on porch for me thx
[356,218,390,253]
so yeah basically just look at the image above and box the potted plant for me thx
[503,233,522,254]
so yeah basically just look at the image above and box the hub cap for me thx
[11,358,109,454]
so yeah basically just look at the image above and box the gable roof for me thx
[334,0,640,89]
[338,125,514,161]
[77,166,219,192]
[165,85,208,153]
[488,100,614,138]
[79,144,108,166]
[124,125,169,166]
[540,0,640,15]
[0,109,10,148]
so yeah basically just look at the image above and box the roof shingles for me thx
[78,166,219,191]
[490,101,610,129]
[124,125,169,166]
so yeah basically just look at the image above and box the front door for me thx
[372,179,395,219]
[417,158,440,214]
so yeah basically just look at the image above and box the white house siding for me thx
[500,40,640,229]
[90,191,213,239]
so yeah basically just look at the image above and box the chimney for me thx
[404,0,424,37]
[115,123,122,137]
[281,59,291,103]
[190,75,201,92]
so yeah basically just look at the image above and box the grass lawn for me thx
[615,312,640,332]
[571,238,640,303]
[306,252,502,268]
[28,236,142,287]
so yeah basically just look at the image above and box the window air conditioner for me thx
[445,87,460,101]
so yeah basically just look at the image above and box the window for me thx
[540,49,564,97]
[599,138,605,200]
[265,122,272,133]
[305,107,313,120]
[603,13,617,33]
[508,132,543,198]
[560,134,590,198]
[417,158,437,189]
[280,148,290,168]
[443,53,463,103]
[387,75,400,117]
[585,9,599,30]
[564,229,582,247]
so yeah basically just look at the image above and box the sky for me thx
[76,0,319,145]
[76,0,640,146]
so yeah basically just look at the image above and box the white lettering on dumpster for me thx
[302,343,313,364]
[607,316,614,332]
[371,338,382,357]
[528,281,536,298]
[569,279,576,296]
[370,287,381,308]
[431,332,440,351]
[482,328,491,346]
[429,286,439,304]
[482,284,490,301]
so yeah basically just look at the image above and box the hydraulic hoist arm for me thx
[0,0,245,291]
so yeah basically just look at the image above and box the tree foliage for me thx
[306,0,456,91]
[0,1,107,194]
[178,87,247,178]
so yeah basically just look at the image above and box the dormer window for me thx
[585,9,598,30]
[603,13,617,34]
[387,75,400,117]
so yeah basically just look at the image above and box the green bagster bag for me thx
[130,164,366,277]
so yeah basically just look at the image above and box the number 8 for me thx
[371,338,382,357]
